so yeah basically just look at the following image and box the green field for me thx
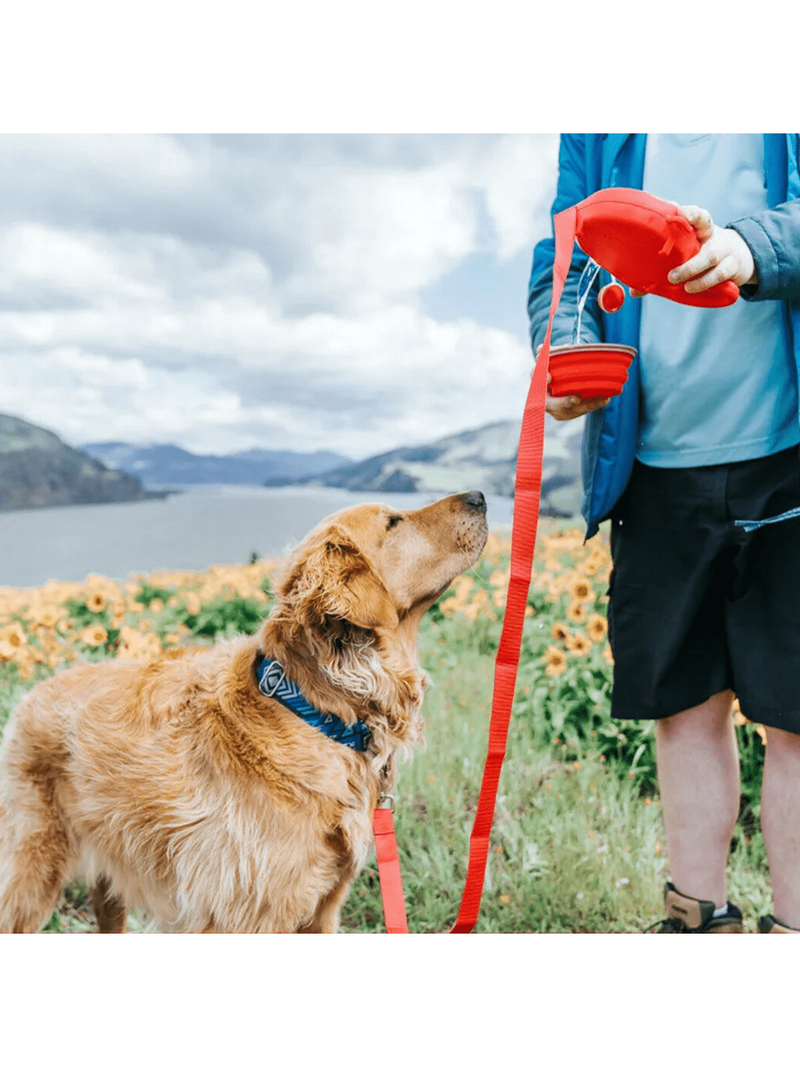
[0,524,772,932]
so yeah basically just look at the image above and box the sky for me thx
[0,133,560,460]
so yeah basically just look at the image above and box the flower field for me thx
[0,522,773,932]
[0,558,277,680]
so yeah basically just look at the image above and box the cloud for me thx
[0,133,559,457]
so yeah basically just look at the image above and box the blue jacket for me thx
[528,134,800,538]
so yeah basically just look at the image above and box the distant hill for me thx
[0,414,150,512]
[82,418,586,518]
[272,419,585,518]
[82,442,350,487]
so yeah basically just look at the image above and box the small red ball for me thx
[598,283,625,313]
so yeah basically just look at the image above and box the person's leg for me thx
[655,689,740,907]
[721,448,800,928]
[761,726,800,928]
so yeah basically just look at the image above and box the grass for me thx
[342,609,663,933]
[0,522,774,933]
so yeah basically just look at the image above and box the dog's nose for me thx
[463,490,486,512]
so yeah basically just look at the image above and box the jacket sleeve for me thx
[727,198,800,303]
[527,135,604,355]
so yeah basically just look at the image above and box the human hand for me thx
[630,203,757,297]
[546,393,610,420]
[536,345,611,419]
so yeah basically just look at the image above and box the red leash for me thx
[373,207,578,934]
[372,802,409,933]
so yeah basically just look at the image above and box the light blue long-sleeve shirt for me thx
[637,134,800,467]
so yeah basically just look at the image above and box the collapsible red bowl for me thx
[547,343,637,400]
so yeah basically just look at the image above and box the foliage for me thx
[187,594,265,638]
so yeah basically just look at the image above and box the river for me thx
[0,485,514,588]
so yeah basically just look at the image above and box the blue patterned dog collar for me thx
[256,656,371,753]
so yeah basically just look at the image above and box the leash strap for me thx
[733,505,800,532]
[450,206,578,933]
[372,207,577,933]
[372,806,409,933]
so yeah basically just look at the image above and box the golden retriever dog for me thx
[0,491,488,933]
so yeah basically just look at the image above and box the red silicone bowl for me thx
[547,343,637,400]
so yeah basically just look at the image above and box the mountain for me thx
[0,414,150,512]
[82,442,350,487]
[83,418,586,517]
[273,418,585,517]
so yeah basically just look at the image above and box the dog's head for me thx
[271,490,488,638]
[260,492,488,752]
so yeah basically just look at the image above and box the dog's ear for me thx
[282,526,399,633]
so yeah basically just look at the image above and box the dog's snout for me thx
[463,490,486,513]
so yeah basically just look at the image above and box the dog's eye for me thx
[386,514,403,531]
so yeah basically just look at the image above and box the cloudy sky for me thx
[0,134,559,460]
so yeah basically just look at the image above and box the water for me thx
[0,485,514,588]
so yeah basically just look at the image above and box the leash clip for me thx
[376,792,395,813]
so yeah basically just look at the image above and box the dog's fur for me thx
[0,492,487,932]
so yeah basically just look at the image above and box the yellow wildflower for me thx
[586,613,608,641]
[117,628,162,661]
[79,625,108,648]
[566,633,591,656]
[0,622,27,651]
[29,603,63,629]
[85,591,107,613]
[185,592,202,616]
[461,588,493,620]
[551,621,570,643]
[489,568,510,589]
[570,578,594,603]
[544,645,567,677]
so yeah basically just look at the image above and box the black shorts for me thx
[607,445,800,733]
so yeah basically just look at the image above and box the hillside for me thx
[0,414,150,512]
[83,442,349,487]
[78,418,586,518]
[272,418,585,517]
